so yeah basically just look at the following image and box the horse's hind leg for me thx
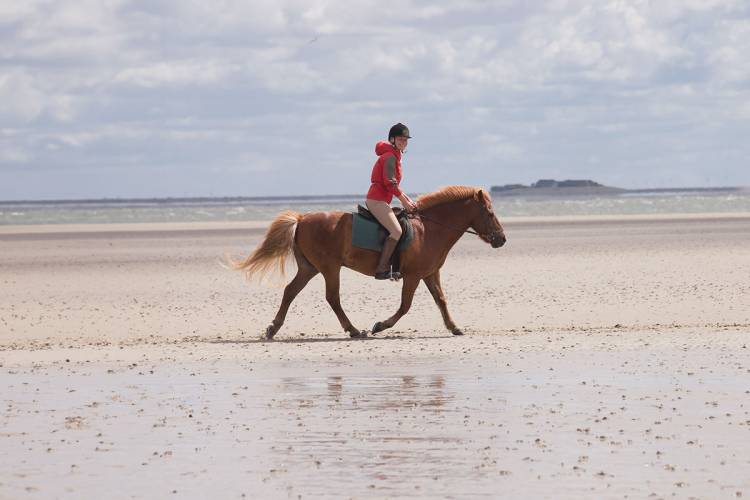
[423,270,463,336]
[322,267,365,338]
[265,250,319,340]
[371,276,420,334]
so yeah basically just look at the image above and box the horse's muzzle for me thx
[491,233,506,248]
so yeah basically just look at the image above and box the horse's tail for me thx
[227,210,302,282]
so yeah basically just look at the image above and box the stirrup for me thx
[374,270,401,281]
[374,270,392,280]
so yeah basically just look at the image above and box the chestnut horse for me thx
[230,186,506,339]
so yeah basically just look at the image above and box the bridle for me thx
[412,203,501,241]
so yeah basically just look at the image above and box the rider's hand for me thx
[403,198,417,212]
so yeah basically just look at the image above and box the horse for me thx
[229,186,506,340]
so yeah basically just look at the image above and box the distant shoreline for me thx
[491,186,745,197]
[490,179,747,197]
[0,194,367,207]
[0,186,747,205]
[623,187,744,194]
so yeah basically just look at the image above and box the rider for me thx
[366,123,418,280]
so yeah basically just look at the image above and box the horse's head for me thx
[471,189,506,248]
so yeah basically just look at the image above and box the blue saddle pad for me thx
[351,213,413,252]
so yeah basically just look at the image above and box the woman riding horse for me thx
[366,123,417,280]
[229,181,507,340]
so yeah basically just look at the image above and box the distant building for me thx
[558,179,602,187]
[490,183,526,192]
[533,179,558,188]
[490,179,606,193]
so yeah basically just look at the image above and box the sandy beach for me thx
[2,213,749,499]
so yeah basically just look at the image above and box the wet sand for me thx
[1,214,750,498]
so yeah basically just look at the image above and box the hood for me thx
[375,141,400,158]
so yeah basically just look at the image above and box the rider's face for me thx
[394,136,408,152]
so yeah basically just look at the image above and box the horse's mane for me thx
[416,186,479,210]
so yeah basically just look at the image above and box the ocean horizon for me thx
[1,184,746,206]
[1,189,749,226]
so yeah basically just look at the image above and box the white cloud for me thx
[114,60,238,87]
[1,0,749,198]
[0,2,38,24]
[708,19,750,83]
[0,147,32,163]
[477,133,524,160]
[0,71,45,123]
[0,70,76,125]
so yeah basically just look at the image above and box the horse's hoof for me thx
[264,325,277,340]
[451,328,464,336]
[372,321,386,334]
[349,330,367,339]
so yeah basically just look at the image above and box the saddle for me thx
[351,205,414,274]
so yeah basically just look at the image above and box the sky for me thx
[1,0,749,200]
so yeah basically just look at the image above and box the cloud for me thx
[0,71,45,123]
[0,146,31,163]
[0,70,75,125]
[113,60,238,87]
[707,18,750,84]
[1,0,749,199]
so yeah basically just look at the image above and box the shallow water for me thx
[1,191,749,225]
[3,345,749,499]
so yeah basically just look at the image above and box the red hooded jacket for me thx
[366,141,402,203]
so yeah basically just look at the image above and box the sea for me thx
[1,191,749,226]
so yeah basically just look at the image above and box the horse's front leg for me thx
[322,267,366,338]
[372,276,421,334]
[423,270,463,336]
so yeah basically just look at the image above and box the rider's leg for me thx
[365,199,402,279]
[374,237,399,279]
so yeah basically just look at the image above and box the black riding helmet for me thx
[388,123,412,141]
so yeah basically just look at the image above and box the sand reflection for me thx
[263,372,481,496]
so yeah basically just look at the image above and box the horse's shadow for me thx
[209,334,455,344]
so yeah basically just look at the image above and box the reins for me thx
[411,211,480,236]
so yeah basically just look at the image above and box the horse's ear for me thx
[476,189,484,200]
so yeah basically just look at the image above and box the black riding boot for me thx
[374,237,399,280]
